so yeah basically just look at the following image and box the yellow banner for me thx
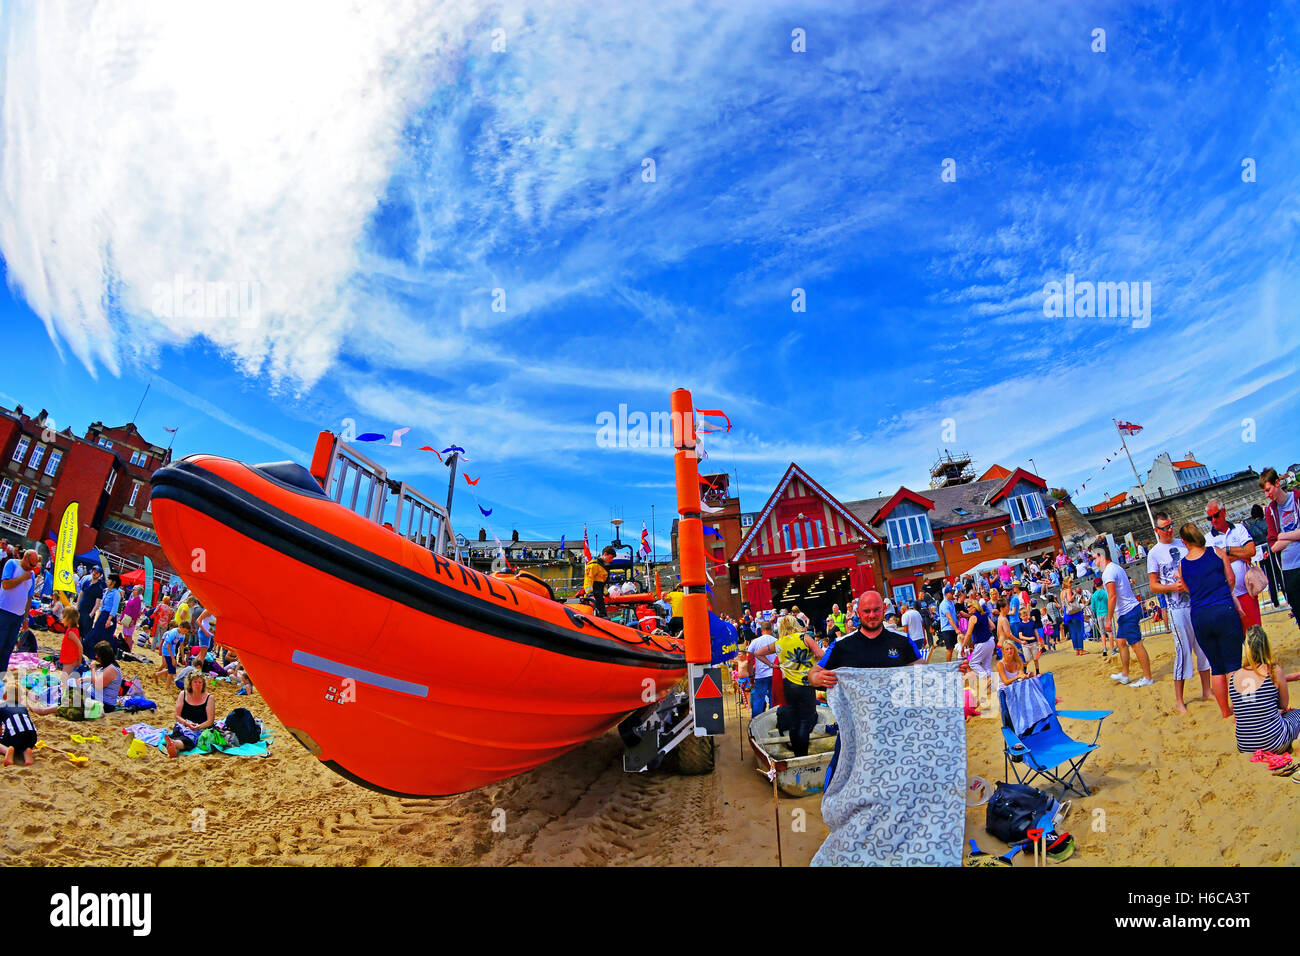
[53,503,79,594]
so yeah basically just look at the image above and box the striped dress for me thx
[1228,672,1300,754]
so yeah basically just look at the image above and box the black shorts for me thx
[939,629,958,650]
[2,729,38,754]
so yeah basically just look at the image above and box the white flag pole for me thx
[1115,420,1157,534]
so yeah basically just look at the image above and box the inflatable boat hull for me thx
[150,457,686,796]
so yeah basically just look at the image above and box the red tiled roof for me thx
[1171,459,1205,470]
[977,464,1011,482]
[1090,491,1129,511]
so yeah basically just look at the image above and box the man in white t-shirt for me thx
[747,620,778,718]
[1205,498,1257,630]
[1146,511,1210,711]
[1095,547,1153,687]
[900,601,926,657]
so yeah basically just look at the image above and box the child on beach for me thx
[1,673,59,767]
[58,606,82,678]
[154,621,191,681]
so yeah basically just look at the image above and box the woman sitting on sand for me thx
[995,641,1032,691]
[166,672,215,757]
[80,641,124,713]
[1228,625,1300,756]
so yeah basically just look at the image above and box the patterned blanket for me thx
[812,663,966,867]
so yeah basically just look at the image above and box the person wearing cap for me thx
[937,587,960,662]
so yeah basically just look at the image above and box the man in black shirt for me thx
[810,591,921,681]
[809,590,967,788]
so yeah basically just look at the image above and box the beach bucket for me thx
[127,738,148,759]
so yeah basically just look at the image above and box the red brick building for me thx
[0,404,175,576]
[717,460,1064,627]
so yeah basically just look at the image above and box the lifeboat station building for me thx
[729,460,1064,623]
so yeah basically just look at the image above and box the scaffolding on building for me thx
[929,450,975,489]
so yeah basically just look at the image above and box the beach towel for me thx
[5,652,45,671]
[123,722,168,748]
[1002,678,1053,736]
[119,696,157,712]
[812,663,965,867]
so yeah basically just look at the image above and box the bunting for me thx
[356,432,385,442]
[464,474,480,486]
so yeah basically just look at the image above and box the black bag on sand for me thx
[223,707,261,746]
[986,781,1054,843]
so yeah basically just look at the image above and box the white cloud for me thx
[0,0,479,384]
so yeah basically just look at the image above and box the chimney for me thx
[511,529,519,542]
[36,409,48,424]
[478,528,487,541]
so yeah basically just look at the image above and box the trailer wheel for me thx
[664,733,715,775]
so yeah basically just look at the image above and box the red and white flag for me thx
[1116,421,1143,436]
[640,523,651,556]
[582,525,592,562]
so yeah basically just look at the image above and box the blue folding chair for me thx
[1000,672,1111,797]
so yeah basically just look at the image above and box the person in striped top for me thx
[1228,626,1300,756]
[2,672,59,766]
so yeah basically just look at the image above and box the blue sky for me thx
[2,0,1297,554]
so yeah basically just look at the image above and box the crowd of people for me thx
[724,466,1300,768]
[0,546,256,765]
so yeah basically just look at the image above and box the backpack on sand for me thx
[222,707,261,746]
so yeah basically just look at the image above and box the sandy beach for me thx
[3,609,1297,867]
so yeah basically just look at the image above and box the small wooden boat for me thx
[748,704,837,797]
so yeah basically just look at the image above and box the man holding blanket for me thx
[810,591,968,786]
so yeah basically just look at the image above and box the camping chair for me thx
[1000,673,1111,797]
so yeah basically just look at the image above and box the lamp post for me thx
[611,517,624,547]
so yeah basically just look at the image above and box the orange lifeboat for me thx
[149,453,685,796]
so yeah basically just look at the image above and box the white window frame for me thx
[12,437,30,462]
[11,485,29,516]
[44,448,63,476]
[28,444,45,470]
[30,496,46,518]
[129,482,140,507]
[0,478,11,509]
[886,513,933,549]
[97,437,113,449]
[1008,493,1046,523]
[105,470,117,494]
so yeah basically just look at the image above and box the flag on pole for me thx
[1116,421,1143,436]
[583,525,592,562]
[163,426,179,434]
[640,523,651,556]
